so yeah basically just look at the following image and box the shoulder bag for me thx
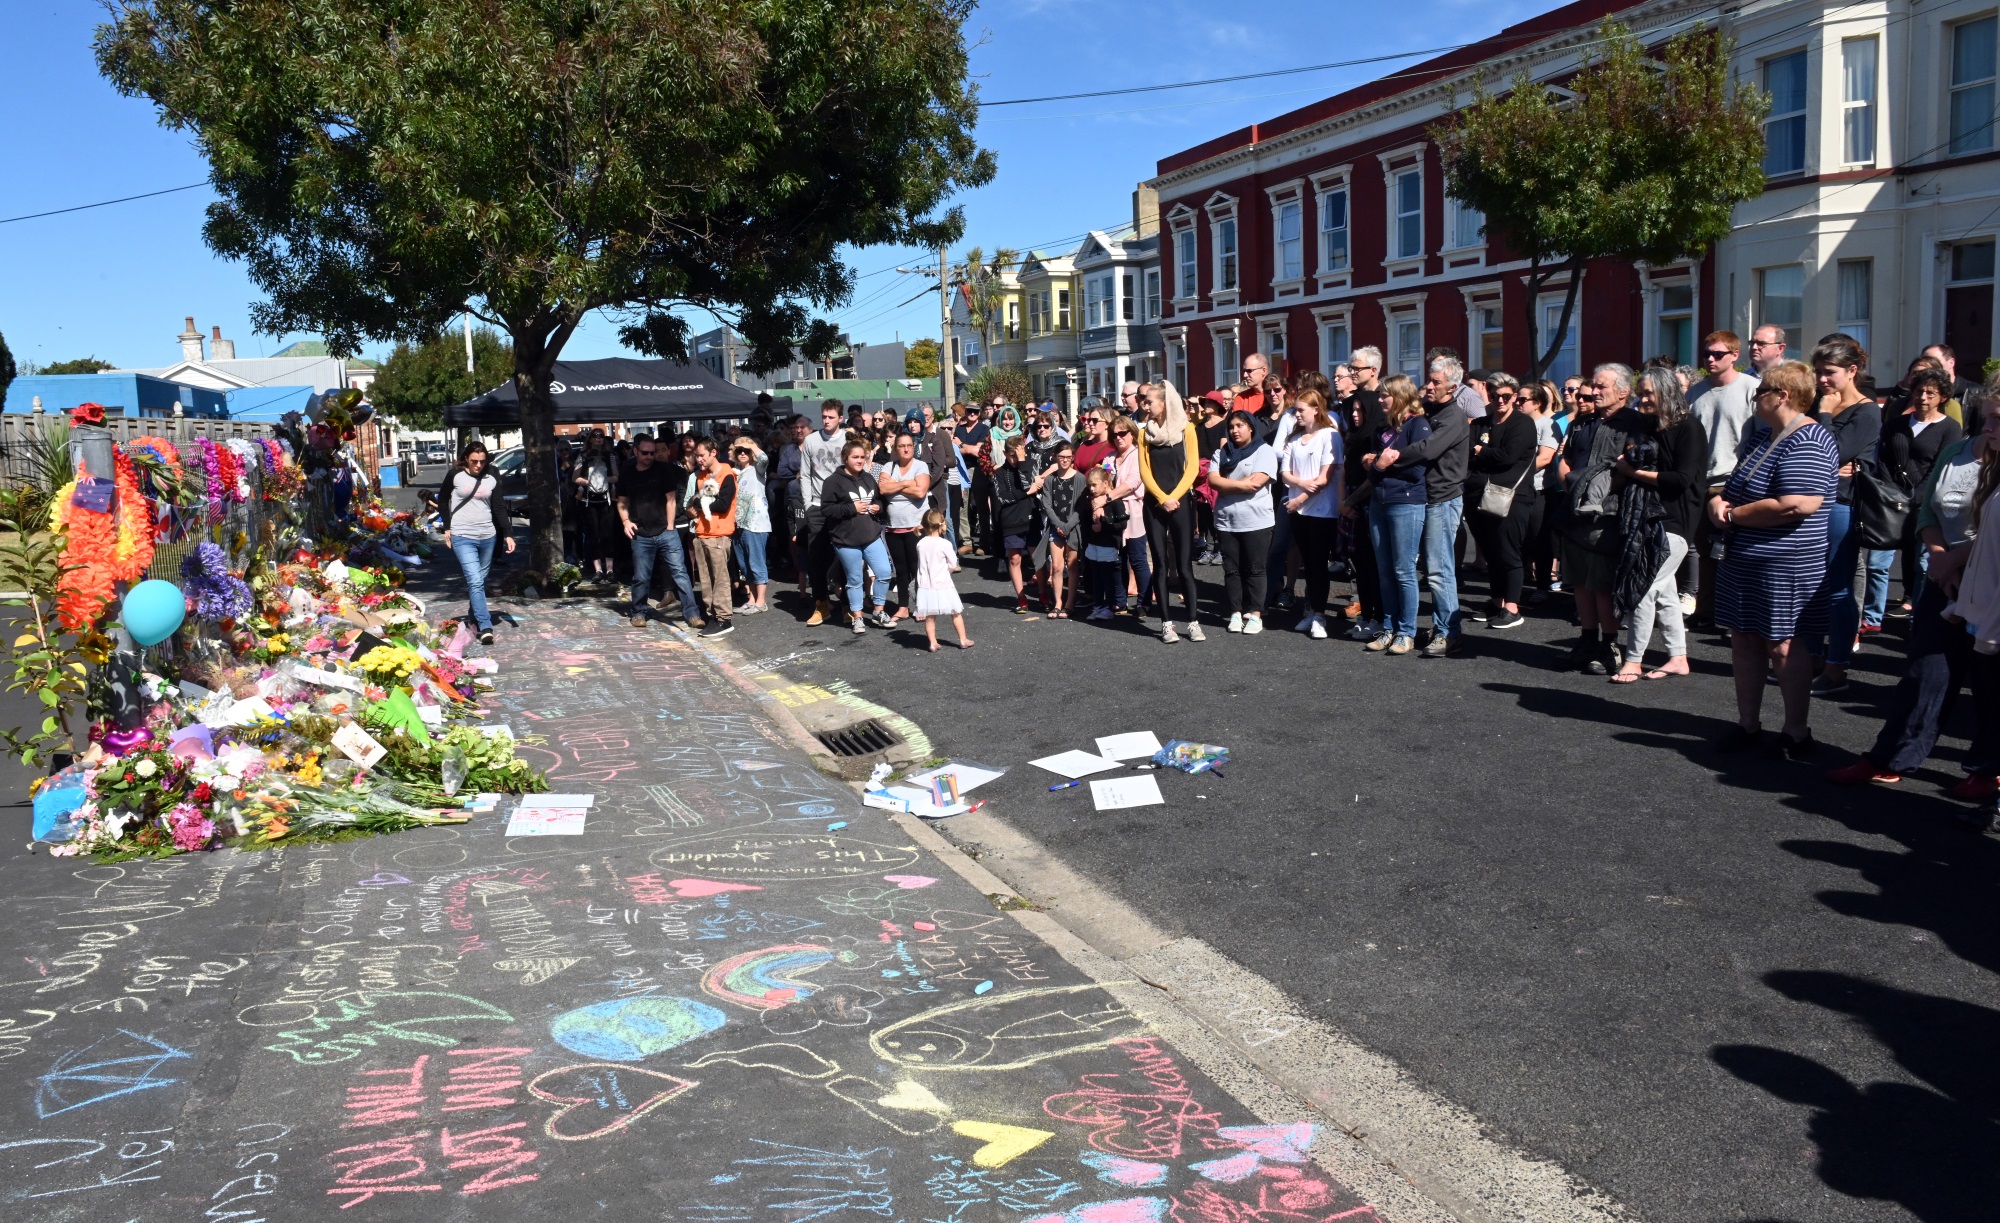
[1852,461,1914,549]
[1477,463,1531,517]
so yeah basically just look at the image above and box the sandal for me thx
[1609,666,1644,685]
[1642,668,1685,681]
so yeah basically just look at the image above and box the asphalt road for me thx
[714,553,2000,1223]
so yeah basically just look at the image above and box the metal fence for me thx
[0,413,278,489]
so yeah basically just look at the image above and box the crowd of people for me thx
[438,334,2000,826]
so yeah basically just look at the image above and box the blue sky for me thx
[0,0,1548,373]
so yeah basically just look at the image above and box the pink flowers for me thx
[166,803,216,852]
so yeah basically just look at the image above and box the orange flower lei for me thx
[49,448,157,631]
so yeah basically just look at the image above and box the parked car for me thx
[489,446,530,518]
[422,441,451,464]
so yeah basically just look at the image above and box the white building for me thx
[1074,222,1164,403]
[118,317,354,394]
[1713,0,1995,374]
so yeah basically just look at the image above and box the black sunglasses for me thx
[1702,349,1735,360]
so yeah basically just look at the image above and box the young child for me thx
[1080,465,1130,621]
[914,509,973,651]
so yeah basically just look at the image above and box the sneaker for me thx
[1014,601,1034,615]
[702,620,735,638]
[1365,631,1394,652]
[1160,623,1180,644]
[478,629,495,645]
[1420,634,1458,659]
[1308,617,1327,640]
[1549,580,1565,593]
[1088,606,1114,621]
[1346,618,1380,642]
[1243,615,1264,635]
[1951,775,1998,801]
[806,600,829,626]
[1763,728,1818,761]
[1679,592,1697,617]
[851,618,867,635]
[1387,634,1415,655]
[1586,651,1610,676]
[1827,758,1899,785]
[1811,673,1850,697]
[737,602,766,616]
[870,610,896,630]
[1857,623,1884,636]
[1488,610,1526,630]
[1227,612,1244,633]
[1466,607,1489,623]
[1294,613,1317,634]
[1716,724,1765,754]
[1185,621,1206,642]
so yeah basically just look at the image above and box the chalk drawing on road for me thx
[33,1029,191,1117]
[758,983,883,1035]
[682,1041,947,1136]
[1077,1151,1170,1188]
[870,984,1147,1072]
[701,943,840,1011]
[951,1120,1056,1168]
[551,996,728,1061]
[528,1063,699,1141]
[494,956,585,985]
[648,832,922,881]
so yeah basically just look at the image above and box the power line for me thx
[978,43,1473,107]
[0,181,208,225]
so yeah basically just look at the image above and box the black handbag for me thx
[1851,462,1912,549]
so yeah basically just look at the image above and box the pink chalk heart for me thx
[668,878,763,899]
[883,875,938,890]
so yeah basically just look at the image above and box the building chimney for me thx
[210,324,236,361]
[179,316,205,363]
[1131,184,1160,239]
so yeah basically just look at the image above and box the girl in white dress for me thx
[914,508,974,652]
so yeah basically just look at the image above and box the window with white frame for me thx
[1005,300,1020,341]
[1168,338,1188,393]
[1175,230,1197,299]
[1089,368,1102,398]
[1393,169,1423,261]
[1951,16,1997,156]
[1446,197,1484,251]
[1656,283,1694,366]
[1027,292,1043,336]
[1214,330,1239,386]
[1275,200,1303,281]
[1836,259,1872,353]
[1122,273,1135,321]
[1319,186,1348,272]
[1757,265,1804,359]
[1144,270,1160,322]
[1762,51,1808,176]
[965,331,981,364]
[1216,219,1239,292]
[1392,314,1424,378]
[1319,317,1350,378]
[1540,297,1580,384]
[1057,288,1072,331]
[1473,303,1505,371]
[1085,275,1109,328]
[1261,322,1287,371]
[1841,37,1877,165]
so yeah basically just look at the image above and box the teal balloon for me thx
[121,580,186,646]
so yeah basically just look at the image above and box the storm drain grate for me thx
[815,718,902,758]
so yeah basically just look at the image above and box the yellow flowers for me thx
[357,644,424,687]
[261,633,292,657]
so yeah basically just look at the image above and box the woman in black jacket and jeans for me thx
[1610,367,1708,682]
[992,436,1050,615]
[1466,389,1540,630]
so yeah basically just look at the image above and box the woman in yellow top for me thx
[1137,381,1205,643]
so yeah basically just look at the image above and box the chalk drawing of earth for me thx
[551,996,728,1061]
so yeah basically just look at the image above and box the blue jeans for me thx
[1808,501,1862,664]
[835,536,893,612]
[631,530,699,620]
[733,530,770,586]
[1124,535,1153,609]
[1420,496,1464,638]
[1863,546,1896,627]
[1368,501,1426,638]
[451,535,497,630]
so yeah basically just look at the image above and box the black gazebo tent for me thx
[442,356,762,427]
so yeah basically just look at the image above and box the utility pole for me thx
[463,311,475,373]
[938,245,956,409]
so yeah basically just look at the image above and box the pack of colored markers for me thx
[1152,740,1229,774]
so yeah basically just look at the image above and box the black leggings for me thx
[1292,513,1337,613]
[1217,527,1272,614]
[1146,501,1198,622]
[1469,493,1534,606]
[885,528,919,611]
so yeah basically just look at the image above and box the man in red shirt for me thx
[1234,351,1270,416]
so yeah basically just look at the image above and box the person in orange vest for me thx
[687,436,738,638]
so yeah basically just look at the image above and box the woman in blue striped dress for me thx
[1710,361,1840,759]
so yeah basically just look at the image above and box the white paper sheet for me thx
[505,807,588,835]
[1094,732,1164,761]
[907,761,1006,795]
[1027,750,1123,779]
[1090,775,1164,811]
[865,785,971,819]
[518,793,596,809]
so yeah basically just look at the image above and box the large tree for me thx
[369,326,515,431]
[904,336,940,380]
[28,357,116,376]
[98,0,992,569]
[0,332,14,407]
[1432,22,1767,379]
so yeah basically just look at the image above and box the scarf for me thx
[1612,430,1670,619]
[1142,382,1190,447]
[1217,436,1263,479]
[989,406,1024,468]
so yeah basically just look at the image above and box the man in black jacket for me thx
[1379,355,1472,657]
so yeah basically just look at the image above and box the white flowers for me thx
[134,759,158,778]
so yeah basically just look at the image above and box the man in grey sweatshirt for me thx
[1385,356,1473,656]
[797,400,849,624]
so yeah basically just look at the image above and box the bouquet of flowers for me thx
[356,644,423,688]
[181,542,254,624]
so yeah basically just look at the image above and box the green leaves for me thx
[369,326,514,430]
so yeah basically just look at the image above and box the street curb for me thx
[671,624,1633,1223]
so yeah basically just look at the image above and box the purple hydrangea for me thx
[180,542,253,622]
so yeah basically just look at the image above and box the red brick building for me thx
[1146,0,1718,393]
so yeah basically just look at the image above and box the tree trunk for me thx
[1533,256,1586,383]
[1523,256,1546,382]
[512,332,565,575]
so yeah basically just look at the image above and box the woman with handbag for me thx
[1609,368,1707,683]
[1803,335,1881,696]
[1465,379,1539,631]
[1876,367,1964,613]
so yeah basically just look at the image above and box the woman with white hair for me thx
[1137,381,1205,641]
[1609,367,1707,682]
